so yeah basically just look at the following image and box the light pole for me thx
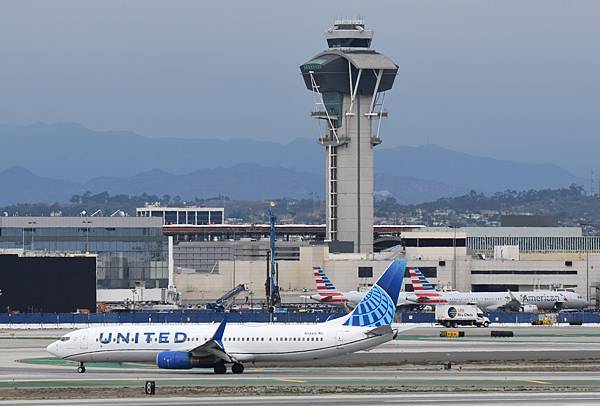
[82,220,92,252]
[27,221,37,251]
[131,288,137,311]
[447,225,457,290]
[580,223,595,303]
[585,251,590,303]
[232,229,237,289]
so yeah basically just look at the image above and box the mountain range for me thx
[0,122,584,206]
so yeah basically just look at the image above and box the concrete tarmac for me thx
[2,325,600,401]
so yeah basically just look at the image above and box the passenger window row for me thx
[222,337,324,342]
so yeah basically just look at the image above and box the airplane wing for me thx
[501,290,524,311]
[188,319,238,364]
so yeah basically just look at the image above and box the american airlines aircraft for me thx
[409,268,588,311]
[47,259,410,374]
[304,266,417,307]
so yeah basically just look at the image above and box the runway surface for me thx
[2,325,600,402]
[5,392,600,405]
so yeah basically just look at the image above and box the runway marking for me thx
[523,379,552,385]
[275,378,306,383]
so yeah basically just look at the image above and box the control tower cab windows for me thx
[327,38,371,48]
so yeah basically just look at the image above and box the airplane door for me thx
[80,332,88,349]
[336,331,345,349]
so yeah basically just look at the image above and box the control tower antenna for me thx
[299,20,398,254]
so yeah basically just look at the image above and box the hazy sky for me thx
[0,1,598,176]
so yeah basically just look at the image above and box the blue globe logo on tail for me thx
[343,259,406,327]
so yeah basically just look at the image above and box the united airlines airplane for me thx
[409,268,588,311]
[304,266,417,307]
[47,259,409,374]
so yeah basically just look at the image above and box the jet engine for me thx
[521,304,538,313]
[156,351,192,369]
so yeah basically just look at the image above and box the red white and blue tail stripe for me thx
[408,267,447,304]
[313,267,347,303]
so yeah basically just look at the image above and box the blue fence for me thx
[2,310,600,325]
[0,311,347,325]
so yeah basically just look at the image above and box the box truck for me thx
[436,304,490,328]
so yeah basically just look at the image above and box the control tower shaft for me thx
[300,20,398,254]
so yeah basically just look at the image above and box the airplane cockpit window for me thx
[60,336,71,342]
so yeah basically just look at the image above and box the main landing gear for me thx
[213,363,245,374]
[231,363,244,374]
[77,362,86,373]
[213,363,227,374]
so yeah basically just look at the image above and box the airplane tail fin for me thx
[408,267,435,292]
[313,266,344,300]
[408,267,445,303]
[328,259,406,327]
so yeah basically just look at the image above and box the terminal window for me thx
[358,267,373,278]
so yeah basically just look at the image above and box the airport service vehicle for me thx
[304,266,417,308]
[409,268,588,311]
[435,304,490,328]
[46,260,410,375]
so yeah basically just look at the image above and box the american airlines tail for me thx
[408,267,446,304]
[312,266,347,303]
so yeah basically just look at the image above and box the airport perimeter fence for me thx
[0,311,347,325]
[398,311,593,324]
[0,311,594,326]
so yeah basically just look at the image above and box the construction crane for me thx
[266,202,281,312]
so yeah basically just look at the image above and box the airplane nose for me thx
[46,342,58,356]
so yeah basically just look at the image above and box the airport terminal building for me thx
[173,225,600,307]
[3,213,600,308]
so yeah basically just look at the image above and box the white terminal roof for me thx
[0,216,163,228]
[137,207,223,211]
[463,227,583,238]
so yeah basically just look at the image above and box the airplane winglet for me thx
[507,289,522,304]
[212,318,227,348]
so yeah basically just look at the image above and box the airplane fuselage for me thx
[47,322,393,364]
[417,290,587,311]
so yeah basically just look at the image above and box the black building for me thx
[0,254,96,313]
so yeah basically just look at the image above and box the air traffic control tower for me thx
[300,20,398,254]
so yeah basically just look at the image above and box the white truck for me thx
[435,304,490,328]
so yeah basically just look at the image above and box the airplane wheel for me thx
[77,365,86,373]
[213,363,227,374]
[232,363,244,374]
[483,321,490,328]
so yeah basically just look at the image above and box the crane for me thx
[266,202,281,311]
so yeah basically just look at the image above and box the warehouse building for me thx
[0,216,168,289]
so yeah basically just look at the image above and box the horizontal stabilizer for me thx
[366,325,393,337]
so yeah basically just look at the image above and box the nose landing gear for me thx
[77,362,86,373]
